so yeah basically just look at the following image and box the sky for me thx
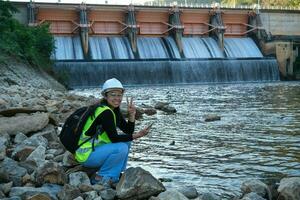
[11,0,150,5]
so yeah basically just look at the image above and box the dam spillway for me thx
[53,36,278,88]
[23,2,282,87]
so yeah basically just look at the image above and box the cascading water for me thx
[224,37,263,58]
[182,37,212,58]
[137,37,169,59]
[53,36,280,87]
[52,36,84,60]
[89,36,134,59]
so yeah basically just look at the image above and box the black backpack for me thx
[59,104,101,154]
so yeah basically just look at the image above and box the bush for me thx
[0,0,54,69]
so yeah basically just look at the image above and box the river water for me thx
[73,81,300,199]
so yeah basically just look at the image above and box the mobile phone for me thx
[146,122,155,129]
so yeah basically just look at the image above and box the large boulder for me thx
[241,179,271,200]
[0,112,49,136]
[277,177,300,200]
[116,167,165,200]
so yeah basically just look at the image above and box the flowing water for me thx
[73,81,300,199]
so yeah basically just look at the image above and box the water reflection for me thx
[74,82,300,199]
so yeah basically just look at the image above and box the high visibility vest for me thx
[75,105,116,162]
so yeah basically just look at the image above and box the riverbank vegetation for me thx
[0,0,54,70]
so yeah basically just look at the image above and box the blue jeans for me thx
[82,142,131,182]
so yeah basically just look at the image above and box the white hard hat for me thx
[101,78,124,96]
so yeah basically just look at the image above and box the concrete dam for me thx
[13,2,300,87]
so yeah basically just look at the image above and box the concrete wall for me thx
[260,12,300,36]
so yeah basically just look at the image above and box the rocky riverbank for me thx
[0,59,299,200]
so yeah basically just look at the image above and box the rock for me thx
[154,102,169,110]
[116,167,165,200]
[78,184,94,193]
[198,192,220,200]
[26,193,52,200]
[68,172,90,187]
[1,197,21,200]
[100,188,116,200]
[0,107,47,117]
[277,177,300,200]
[22,135,48,148]
[9,184,62,200]
[179,186,199,199]
[35,162,68,186]
[0,112,49,136]
[0,181,13,195]
[56,184,81,200]
[157,189,189,200]
[240,192,266,200]
[62,151,79,167]
[34,125,58,143]
[0,133,10,160]
[241,179,271,200]
[83,191,99,200]
[14,133,28,144]
[12,146,35,161]
[204,114,221,122]
[154,102,176,114]
[0,157,27,186]
[26,145,46,167]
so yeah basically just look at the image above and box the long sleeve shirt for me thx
[88,107,134,142]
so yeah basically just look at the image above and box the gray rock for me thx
[241,179,271,200]
[179,186,199,199]
[1,197,21,200]
[14,133,28,144]
[35,125,58,143]
[0,157,27,186]
[35,162,67,186]
[81,190,98,200]
[198,192,220,200]
[240,192,266,200]
[21,135,48,148]
[12,145,35,161]
[157,189,189,200]
[26,145,46,167]
[69,172,90,187]
[277,177,300,200]
[57,184,81,200]
[9,184,62,200]
[204,114,221,122]
[73,197,84,200]
[0,181,13,195]
[100,188,117,200]
[0,112,49,135]
[116,167,165,200]
[0,133,10,160]
[154,102,169,110]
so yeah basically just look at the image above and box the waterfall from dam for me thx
[52,36,280,87]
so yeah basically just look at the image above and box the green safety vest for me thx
[75,105,116,162]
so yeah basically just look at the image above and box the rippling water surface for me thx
[74,82,300,199]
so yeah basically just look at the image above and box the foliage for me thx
[0,0,55,69]
[146,0,300,7]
